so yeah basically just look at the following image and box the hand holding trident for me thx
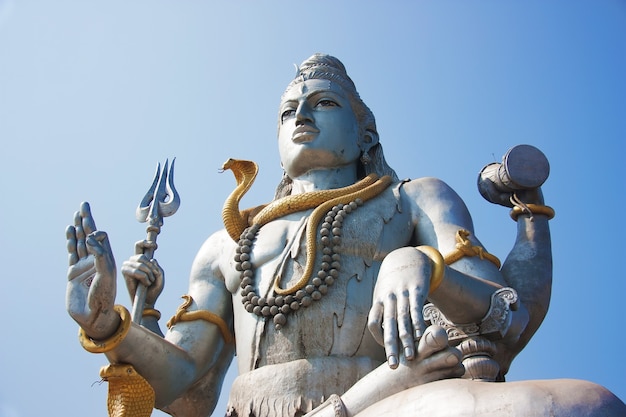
[131,159,180,323]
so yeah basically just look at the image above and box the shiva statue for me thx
[66,54,625,416]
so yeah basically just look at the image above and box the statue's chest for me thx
[223,188,413,297]
[226,189,413,368]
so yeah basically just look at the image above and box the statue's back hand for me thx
[66,202,120,340]
[121,240,164,308]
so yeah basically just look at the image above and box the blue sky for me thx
[0,1,624,416]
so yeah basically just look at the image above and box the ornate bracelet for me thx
[142,308,161,320]
[510,204,555,221]
[167,295,234,344]
[78,305,131,354]
[416,246,445,294]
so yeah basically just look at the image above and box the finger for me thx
[383,294,399,369]
[146,260,164,302]
[87,230,115,273]
[123,254,152,272]
[121,264,139,295]
[80,202,97,235]
[95,229,114,261]
[429,362,465,380]
[515,188,544,205]
[66,225,79,266]
[86,231,117,300]
[148,259,164,286]
[409,348,465,382]
[134,240,158,255]
[419,345,463,372]
[149,258,163,277]
[122,262,154,287]
[409,288,426,341]
[396,291,415,360]
[85,231,108,258]
[367,302,384,347]
[417,325,450,359]
[74,211,87,259]
[126,272,151,288]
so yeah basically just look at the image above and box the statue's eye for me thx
[281,109,295,123]
[316,99,338,108]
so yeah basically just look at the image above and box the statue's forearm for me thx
[501,214,553,334]
[106,323,232,408]
[428,266,502,323]
[104,323,201,408]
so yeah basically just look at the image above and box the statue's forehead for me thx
[282,79,342,103]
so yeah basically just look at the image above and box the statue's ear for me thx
[360,130,379,154]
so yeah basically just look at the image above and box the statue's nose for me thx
[295,102,314,125]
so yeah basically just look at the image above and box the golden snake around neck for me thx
[221,158,392,295]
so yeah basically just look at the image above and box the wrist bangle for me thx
[510,204,555,221]
[78,305,131,353]
[142,308,161,320]
[416,246,445,294]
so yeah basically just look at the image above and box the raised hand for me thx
[66,202,120,340]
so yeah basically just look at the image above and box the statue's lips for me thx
[292,125,319,143]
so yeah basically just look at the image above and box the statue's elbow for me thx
[502,302,530,345]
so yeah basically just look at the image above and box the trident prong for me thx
[136,159,181,226]
[131,158,180,323]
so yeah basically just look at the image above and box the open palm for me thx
[66,202,119,340]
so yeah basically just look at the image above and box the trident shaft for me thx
[131,158,180,323]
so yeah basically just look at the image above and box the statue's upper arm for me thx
[159,230,237,414]
[403,177,474,252]
[187,230,234,316]
[403,177,505,285]
[163,230,235,372]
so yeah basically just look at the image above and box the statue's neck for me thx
[290,166,358,194]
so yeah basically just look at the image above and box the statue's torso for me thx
[221,184,413,372]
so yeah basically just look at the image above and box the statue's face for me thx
[278,79,361,179]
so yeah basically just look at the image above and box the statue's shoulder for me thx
[400,176,465,206]
[399,177,473,229]
[189,228,236,282]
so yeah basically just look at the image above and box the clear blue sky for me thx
[1,1,624,416]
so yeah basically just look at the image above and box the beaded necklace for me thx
[234,176,392,330]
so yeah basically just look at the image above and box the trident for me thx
[131,158,181,323]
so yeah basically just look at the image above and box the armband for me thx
[167,295,234,344]
[142,308,161,320]
[78,305,131,354]
[510,204,555,221]
[415,246,445,294]
[443,229,501,269]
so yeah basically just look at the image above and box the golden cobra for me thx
[100,364,155,417]
[221,158,392,295]
[221,158,261,242]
